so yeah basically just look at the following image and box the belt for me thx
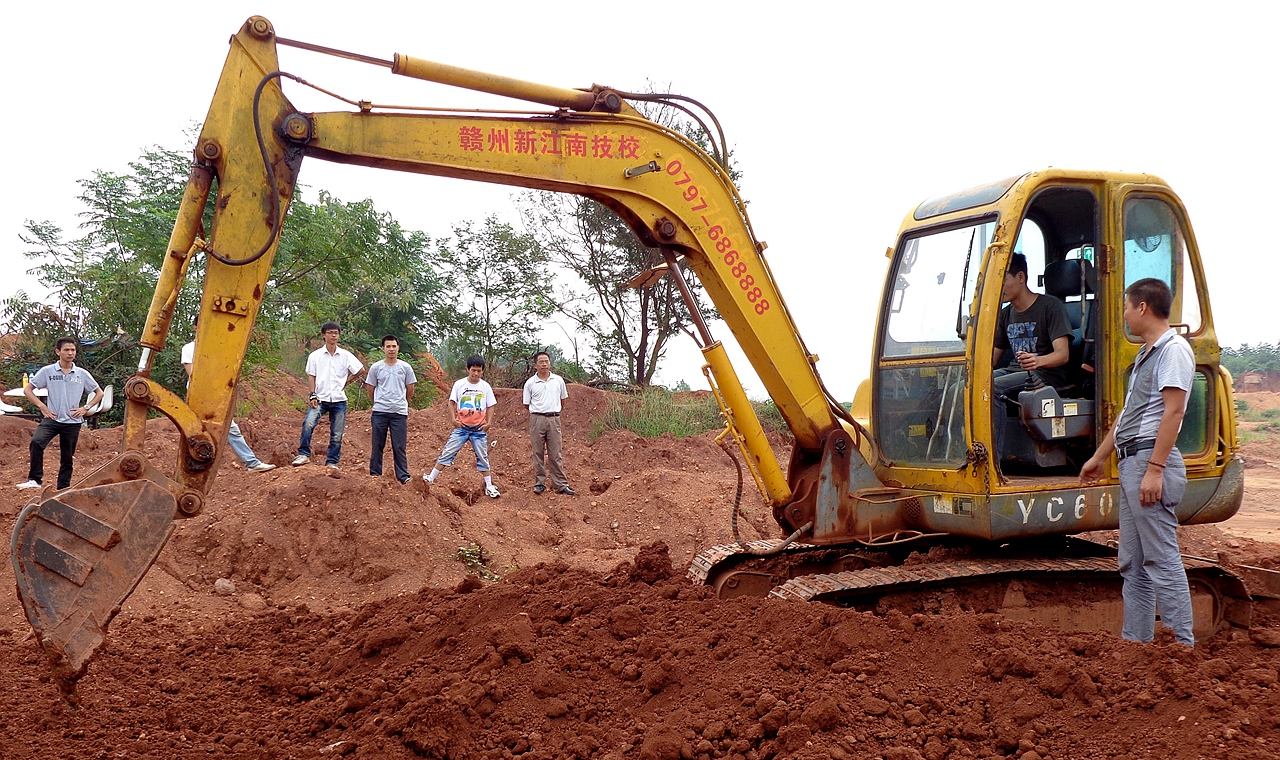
[1117,439,1156,460]
[532,412,560,417]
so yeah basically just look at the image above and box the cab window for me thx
[1122,197,1203,335]
[883,220,995,358]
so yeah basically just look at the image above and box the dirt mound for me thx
[4,385,1280,758]
[6,553,1280,759]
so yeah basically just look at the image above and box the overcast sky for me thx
[2,2,1275,399]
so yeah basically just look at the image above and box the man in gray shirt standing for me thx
[365,335,417,484]
[16,337,104,491]
[1080,278,1196,646]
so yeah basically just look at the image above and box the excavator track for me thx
[690,539,1254,640]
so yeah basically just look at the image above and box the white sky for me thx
[2,2,1276,400]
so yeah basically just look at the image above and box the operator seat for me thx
[1042,258,1097,395]
[1001,259,1098,468]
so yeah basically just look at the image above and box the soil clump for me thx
[3,386,1280,758]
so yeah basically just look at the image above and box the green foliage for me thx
[1241,429,1267,445]
[1233,400,1280,422]
[591,387,723,439]
[455,542,498,580]
[1222,343,1280,376]
[263,190,447,357]
[515,97,731,388]
[673,379,692,392]
[1,139,448,421]
[431,217,553,387]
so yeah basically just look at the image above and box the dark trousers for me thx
[29,419,83,489]
[370,411,410,482]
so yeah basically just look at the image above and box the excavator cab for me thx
[870,170,1236,529]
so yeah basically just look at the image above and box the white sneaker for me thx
[15,480,41,490]
[291,455,310,466]
[248,462,277,473]
[485,484,501,499]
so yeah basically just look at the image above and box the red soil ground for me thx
[3,386,1280,759]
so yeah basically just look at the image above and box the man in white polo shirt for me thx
[292,322,365,472]
[522,351,575,495]
[15,337,103,490]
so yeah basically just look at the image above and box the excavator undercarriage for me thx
[691,537,1255,643]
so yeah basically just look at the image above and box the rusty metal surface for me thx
[11,458,180,696]
[687,539,815,585]
[767,555,1236,602]
[1236,564,1280,600]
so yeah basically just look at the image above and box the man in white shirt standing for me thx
[522,351,575,495]
[292,322,365,472]
[365,334,417,484]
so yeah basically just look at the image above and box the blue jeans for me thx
[436,427,490,471]
[227,420,262,468]
[1117,447,1193,645]
[298,400,347,466]
[370,411,410,482]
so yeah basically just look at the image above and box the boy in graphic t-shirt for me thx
[424,355,500,498]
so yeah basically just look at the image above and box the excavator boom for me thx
[11,16,844,691]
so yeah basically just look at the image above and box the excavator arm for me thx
[11,16,849,692]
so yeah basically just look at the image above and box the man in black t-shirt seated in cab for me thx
[992,253,1073,401]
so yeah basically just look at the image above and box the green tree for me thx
[433,216,553,385]
[259,190,446,360]
[1,139,449,418]
[1222,343,1280,376]
[517,95,734,387]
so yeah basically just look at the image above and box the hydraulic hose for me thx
[719,438,812,556]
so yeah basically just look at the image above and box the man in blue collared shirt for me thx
[1080,278,1196,646]
[16,337,103,491]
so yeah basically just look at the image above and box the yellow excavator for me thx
[10,17,1261,695]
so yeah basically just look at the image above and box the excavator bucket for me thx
[11,469,176,696]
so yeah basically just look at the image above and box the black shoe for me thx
[556,486,577,495]
[533,485,546,494]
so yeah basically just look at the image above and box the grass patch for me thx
[1241,429,1269,445]
[1257,421,1280,433]
[591,387,794,440]
[455,542,499,580]
[592,387,722,439]
[1233,398,1280,422]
